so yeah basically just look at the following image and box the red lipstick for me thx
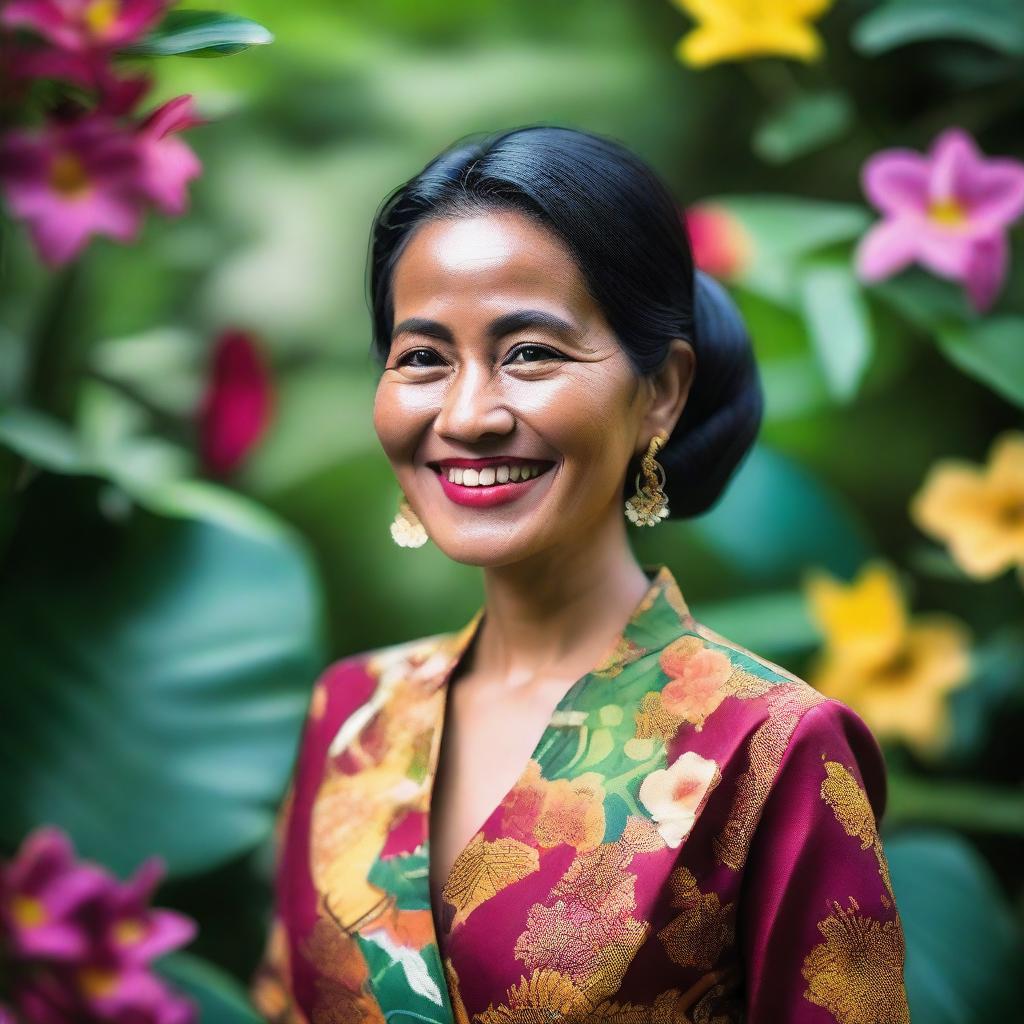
[429,457,555,508]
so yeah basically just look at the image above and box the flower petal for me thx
[963,232,1008,313]
[854,218,918,281]
[862,151,930,216]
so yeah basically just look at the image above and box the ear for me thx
[635,338,695,455]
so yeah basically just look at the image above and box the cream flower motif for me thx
[638,751,721,848]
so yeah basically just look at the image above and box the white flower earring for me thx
[625,430,670,527]
[390,494,428,548]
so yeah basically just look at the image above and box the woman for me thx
[249,126,910,1024]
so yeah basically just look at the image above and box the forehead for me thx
[390,210,595,320]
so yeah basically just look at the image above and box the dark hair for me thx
[366,125,763,519]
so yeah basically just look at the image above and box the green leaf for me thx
[853,0,1024,58]
[714,196,870,305]
[753,90,853,164]
[688,443,875,582]
[886,776,1024,835]
[797,260,874,402]
[689,590,820,660]
[122,10,274,57]
[0,473,324,877]
[158,952,264,1024]
[936,316,1024,409]
[886,830,1024,1021]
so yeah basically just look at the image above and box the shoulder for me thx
[299,628,462,749]
[674,617,889,815]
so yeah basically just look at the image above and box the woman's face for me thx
[373,209,680,568]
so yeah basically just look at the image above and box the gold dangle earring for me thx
[625,430,670,526]
[390,494,428,548]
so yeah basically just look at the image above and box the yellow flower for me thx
[803,561,972,759]
[910,431,1024,582]
[669,0,835,68]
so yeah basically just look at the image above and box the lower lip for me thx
[433,466,554,507]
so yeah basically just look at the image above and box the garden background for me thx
[1,1,1023,1021]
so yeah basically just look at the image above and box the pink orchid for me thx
[0,113,144,265]
[0,96,202,266]
[78,857,196,968]
[1,0,168,53]
[197,330,274,477]
[855,127,1024,312]
[0,827,198,1024]
[0,827,110,962]
[6,42,152,113]
[136,94,203,216]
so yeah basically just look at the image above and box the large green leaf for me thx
[797,260,874,402]
[158,952,264,1024]
[886,830,1024,1021]
[853,0,1024,58]
[0,471,324,877]
[122,10,274,57]
[688,443,875,582]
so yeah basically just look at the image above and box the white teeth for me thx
[444,463,547,486]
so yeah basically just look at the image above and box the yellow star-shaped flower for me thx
[669,0,835,68]
[910,431,1024,583]
[803,561,972,759]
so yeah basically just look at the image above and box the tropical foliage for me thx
[1,1,1022,1021]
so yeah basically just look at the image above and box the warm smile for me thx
[427,457,556,508]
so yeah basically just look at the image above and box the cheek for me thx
[372,380,433,462]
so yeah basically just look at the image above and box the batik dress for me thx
[248,563,910,1023]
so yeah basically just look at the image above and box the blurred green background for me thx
[2,1,1023,1020]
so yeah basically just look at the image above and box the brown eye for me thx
[395,348,444,368]
[505,344,564,364]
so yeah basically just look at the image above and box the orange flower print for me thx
[659,636,734,729]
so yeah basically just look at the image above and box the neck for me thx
[469,513,654,687]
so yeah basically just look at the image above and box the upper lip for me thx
[429,456,555,471]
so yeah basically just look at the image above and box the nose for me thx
[433,360,515,442]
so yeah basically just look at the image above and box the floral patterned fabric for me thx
[248,564,910,1023]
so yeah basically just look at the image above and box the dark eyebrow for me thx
[391,309,582,345]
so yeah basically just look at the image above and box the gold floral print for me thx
[249,915,311,1024]
[713,685,826,870]
[820,760,895,903]
[657,866,735,971]
[309,753,415,929]
[595,635,650,679]
[444,956,471,1024]
[300,912,385,1024]
[800,896,910,1024]
[501,759,606,851]
[514,816,665,1004]
[474,967,740,1024]
[442,834,540,929]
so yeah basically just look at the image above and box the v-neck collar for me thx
[421,561,692,945]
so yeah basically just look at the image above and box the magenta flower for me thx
[1,0,168,53]
[0,95,202,267]
[197,330,274,477]
[0,826,198,1024]
[79,857,196,968]
[0,113,144,266]
[136,95,203,216]
[855,127,1024,312]
[0,827,109,962]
